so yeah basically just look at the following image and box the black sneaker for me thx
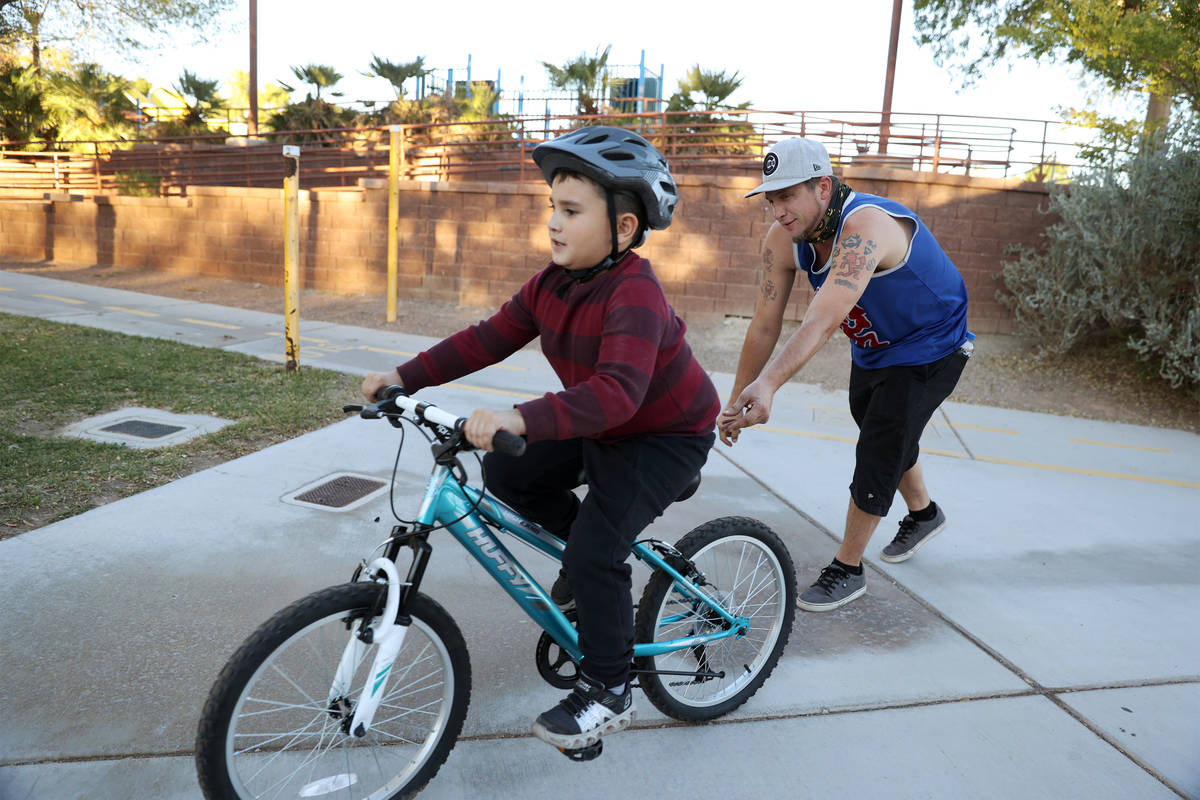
[550,569,574,612]
[532,673,635,750]
[880,505,947,563]
[796,563,866,612]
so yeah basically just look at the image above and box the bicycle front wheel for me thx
[196,583,470,800]
[634,516,796,721]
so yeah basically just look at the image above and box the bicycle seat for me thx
[575,470,701,503]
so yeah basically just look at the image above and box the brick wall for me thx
[0,167,1051,333]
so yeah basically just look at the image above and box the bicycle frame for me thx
[340,393,750,736]
[399,460,750,663]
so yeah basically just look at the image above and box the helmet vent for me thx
[602,151,636,161]
[660,180,677,196]
[581,133,610,145]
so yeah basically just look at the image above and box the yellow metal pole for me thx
[386,125,400,323]
[282,145,301,371]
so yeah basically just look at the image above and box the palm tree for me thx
[668,65,746,112]
[44,62,138,145]
[542,45,611,116]
[288,63,343,101]
[169,69,225,129]
[0,62,49,143]
[364,55,427,101]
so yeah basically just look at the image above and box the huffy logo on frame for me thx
[763,152,778,176]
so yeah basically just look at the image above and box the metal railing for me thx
[0,108,1095,199]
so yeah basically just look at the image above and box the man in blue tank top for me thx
[720,137,972,612]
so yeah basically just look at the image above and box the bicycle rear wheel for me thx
[634,516,796,721]
[196,583,470,800]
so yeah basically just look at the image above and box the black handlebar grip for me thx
[375,384,407,402]
[491,429,526,457]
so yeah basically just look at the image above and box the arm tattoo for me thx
[763,247,775,273]
[762,279,777,301]
[831,236,878,285]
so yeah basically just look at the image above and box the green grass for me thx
[0,313,362,536]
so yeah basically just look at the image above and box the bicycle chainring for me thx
[535,632,579,690]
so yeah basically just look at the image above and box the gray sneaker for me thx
[880,505,947,563]
[796,563,866,612]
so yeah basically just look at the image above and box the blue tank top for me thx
[794,192,969,369]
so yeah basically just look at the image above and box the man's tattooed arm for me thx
[830,234,878,291]
[761,246,777,301]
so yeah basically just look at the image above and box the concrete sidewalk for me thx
[1,270,1197,799]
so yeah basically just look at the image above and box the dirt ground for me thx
[8,260,1199,435]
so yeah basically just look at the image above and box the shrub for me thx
[998,119,1200,389]
[113,168,162,197]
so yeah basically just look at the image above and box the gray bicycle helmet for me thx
[532,126,678,230]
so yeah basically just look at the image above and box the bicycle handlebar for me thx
[366,385,527,457]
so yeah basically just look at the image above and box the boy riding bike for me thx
[361,126,720,751]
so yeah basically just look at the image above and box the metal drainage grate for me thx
[100,420,186,439]
[294,475,387,509]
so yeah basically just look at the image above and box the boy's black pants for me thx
[482,432,714,689]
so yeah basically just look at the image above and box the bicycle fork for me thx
[332,528,432,738]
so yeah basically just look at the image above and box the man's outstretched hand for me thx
[718,379,774,446]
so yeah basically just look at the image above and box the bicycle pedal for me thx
[559,739,603,762]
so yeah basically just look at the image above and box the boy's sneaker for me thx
[532,673,635,750]
[880,506,947,563]
[796,563,866,612]
[550,570,574,612]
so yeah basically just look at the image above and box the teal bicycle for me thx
[195,388,796,799]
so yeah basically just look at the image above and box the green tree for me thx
[667,65,747,113]
[267,65,355,140]
[664,64,755,157]
[43,62,138,145]
[0,61,49,143]
[288,63,343,101]
[542,45,611,116]
[0,0,234,75]
[912,0,1200,120]
[364,55,428,101]
[167,69,225,129]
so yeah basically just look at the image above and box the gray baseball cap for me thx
[744,137,833,197]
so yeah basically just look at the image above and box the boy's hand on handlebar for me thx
[465,408,526,452]
[362,370,403,401]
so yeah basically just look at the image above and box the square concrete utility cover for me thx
[61,407,234,449]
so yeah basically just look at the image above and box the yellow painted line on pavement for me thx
[34,293,85,304]
[179,317,241,330]
[941,422,1019,435]
[758,425,858,444]
[1069,438,1170,454]
[444,382,539,400]
[360,345,416,357]
[104,305,159,317]
[751,425,1196,488]
[975,455,1198,489]
[0,286,13,291]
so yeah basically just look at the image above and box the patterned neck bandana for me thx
[803,178,851,244]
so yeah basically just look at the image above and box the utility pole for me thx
[879,0,903,155]
[248,0,259,136]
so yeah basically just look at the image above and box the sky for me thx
[87,0,1141,124]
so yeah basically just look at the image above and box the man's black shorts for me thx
[848,348,968,517]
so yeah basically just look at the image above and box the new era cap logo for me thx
[813,162,821,170]
[763,152,778,176]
